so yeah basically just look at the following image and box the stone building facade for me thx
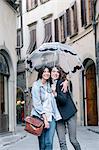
[0,0,18,133]
[17,0,99,126]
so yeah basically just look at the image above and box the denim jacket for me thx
[31,79,61,122]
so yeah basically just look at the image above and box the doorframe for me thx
[0,46,16,132]
[83,58,98,126]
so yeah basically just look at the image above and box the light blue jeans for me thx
[38,118,56,150]
[56,115,81,150]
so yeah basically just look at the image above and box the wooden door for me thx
[86,64,98,125]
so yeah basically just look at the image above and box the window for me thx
[66,8,71,36]
[65,2,78,38]
[81,0,87,26]
[81,0,94,26]
[59,14,67,42]
[54,18,59,42]
[17,29,22,60]
[26,0,38,11]
[87,0,94,24]
[27,24,37,54]
[71,1,78,35]
[43,18,52,43]
[0,54,9,75]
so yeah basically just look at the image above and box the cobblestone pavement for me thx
[0,125,99,150]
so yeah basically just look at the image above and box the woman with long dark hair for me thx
[51,66,81,150]
[31,65,61,150]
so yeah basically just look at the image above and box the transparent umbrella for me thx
[27,42,84,75]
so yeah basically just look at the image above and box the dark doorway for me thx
[16,88,25,124]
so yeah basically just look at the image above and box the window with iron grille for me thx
[26,0,38,11]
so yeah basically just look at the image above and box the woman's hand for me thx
[44,120,50,129]
[42,113,49,129]
[61,80,68,93]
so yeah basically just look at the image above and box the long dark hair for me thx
[37,65,51,81]
[51,65,67,80]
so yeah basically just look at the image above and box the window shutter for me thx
[88,0,91,23]
[27,29,36,54]
[17,30,21,59]
[88,0,94,23]
[43,23,49,42]
[66,9,71,36]
[48,22,52,42]
[60,15,65,42]
[17,30,21,47]
[17,34,20,47]
[81,0,87,26]
[34,0,38,5]
[31,0,38,8]
[91,0,94,21]
[45,23,48,39]
[54,18,59,42]
[73,1,78,33]
[64,13,67,40]
[26,0,29,11]
[43,22,52,43]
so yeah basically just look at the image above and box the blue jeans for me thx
[38,118,56,150]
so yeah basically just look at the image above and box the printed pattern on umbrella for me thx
[27,42,84,75]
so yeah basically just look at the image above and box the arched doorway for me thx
[16,88,25,124]
[0,53,9,132]
[83,58,98,126]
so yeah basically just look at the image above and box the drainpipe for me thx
[93,0,99,87]
[19,0,23,48]
[93,0,99,125]
[93,0,98,78]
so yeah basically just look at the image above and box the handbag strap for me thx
[39,87,43,104]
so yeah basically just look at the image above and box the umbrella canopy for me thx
[27,42,84,75]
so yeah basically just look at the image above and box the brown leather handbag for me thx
[24,115,44,136]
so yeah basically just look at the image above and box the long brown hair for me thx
[51,65,67,80]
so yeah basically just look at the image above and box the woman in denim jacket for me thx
[31,65,61,150]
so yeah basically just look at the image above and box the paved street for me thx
[0,125,99,150]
